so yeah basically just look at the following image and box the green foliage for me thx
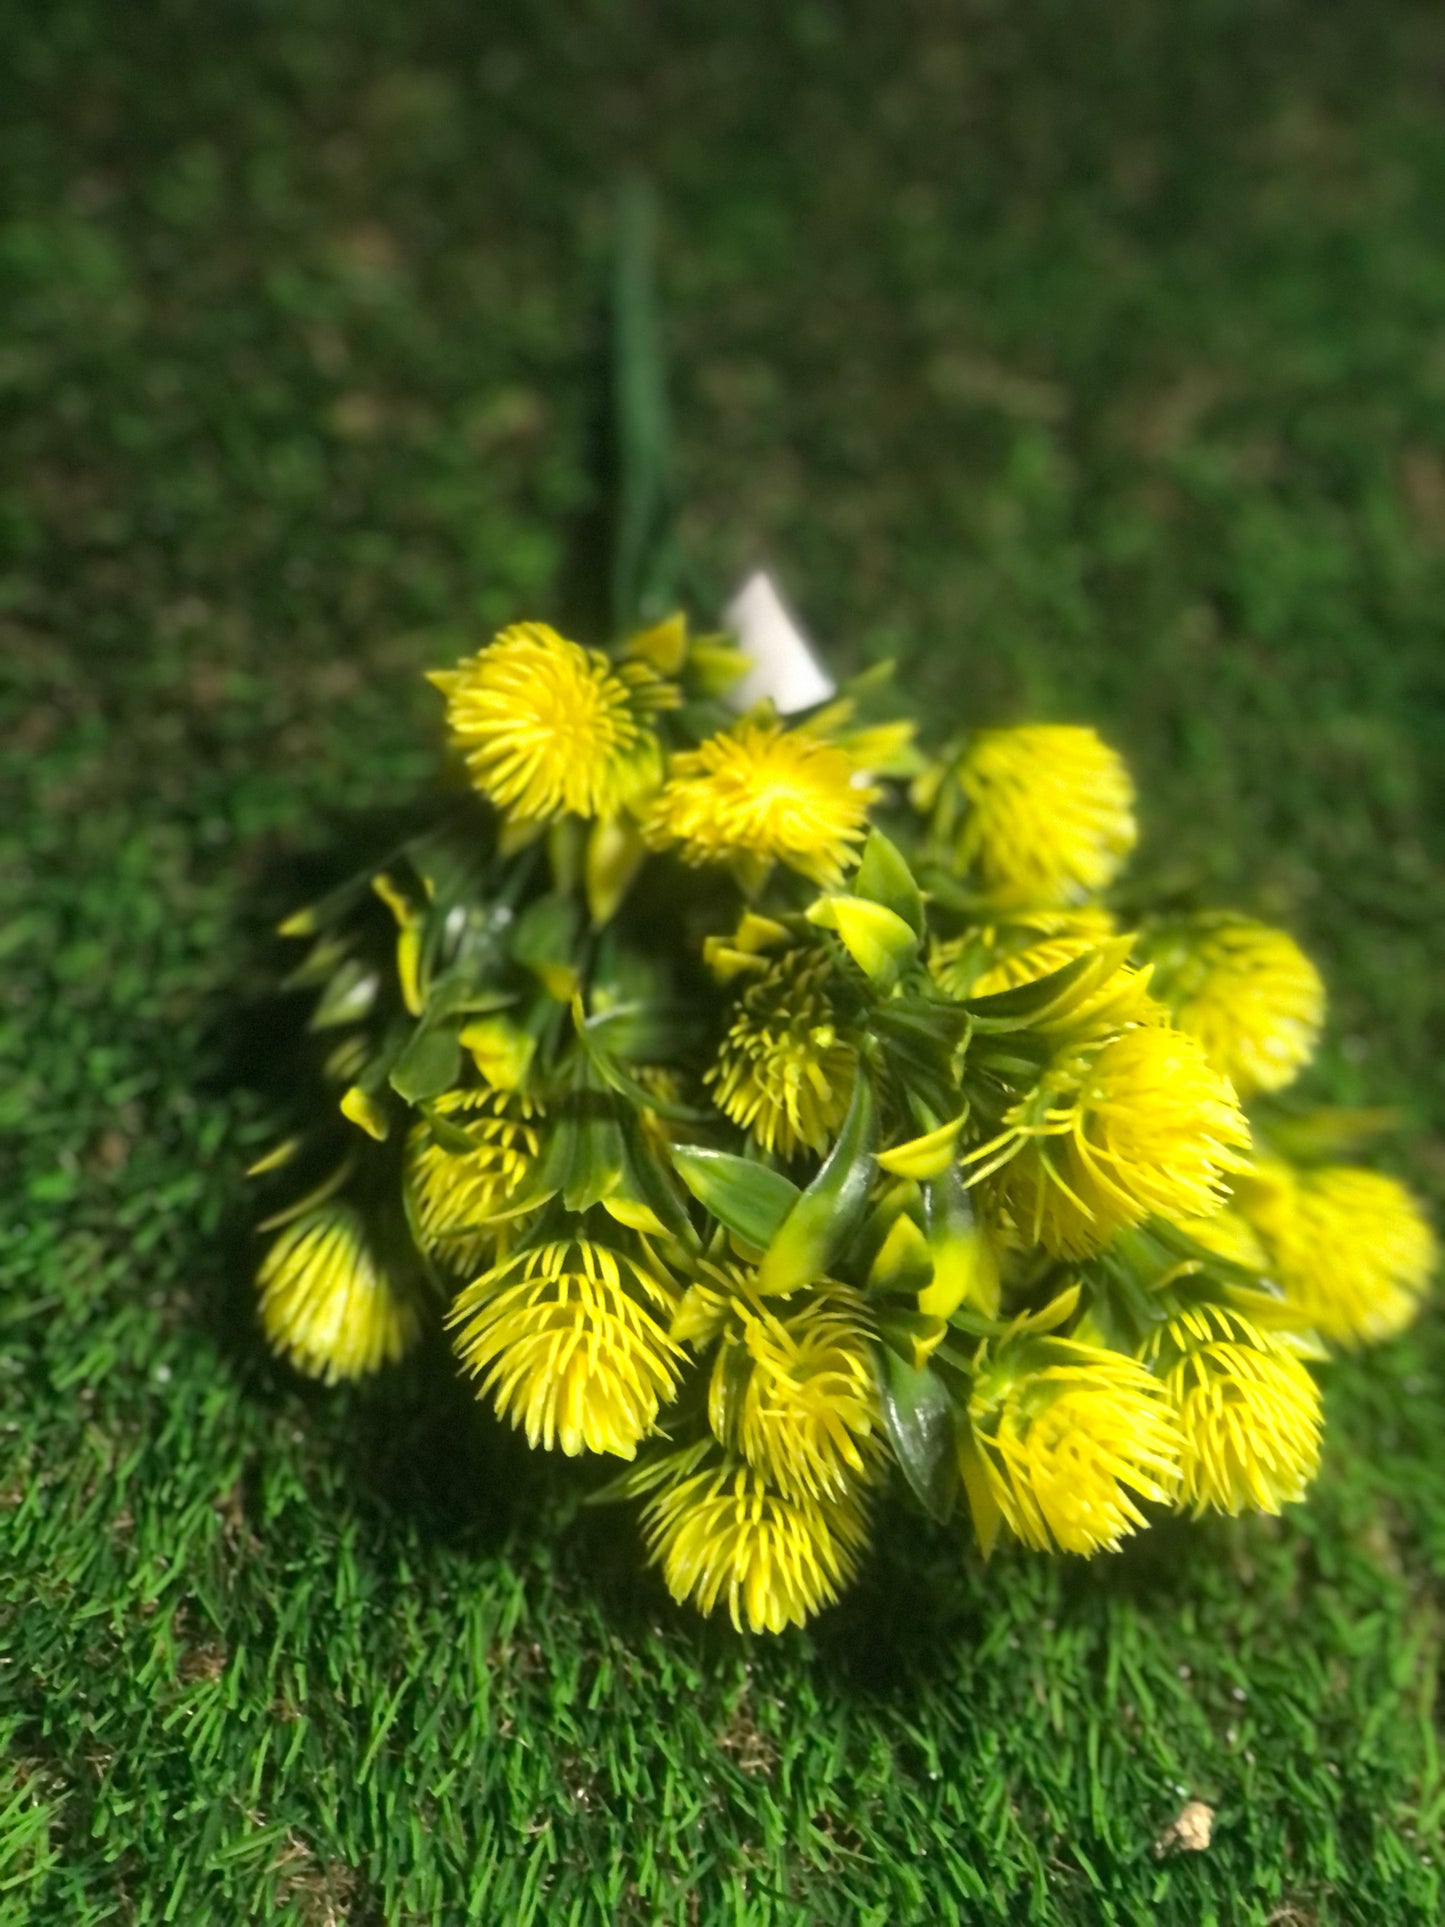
[2,2,1444,1922]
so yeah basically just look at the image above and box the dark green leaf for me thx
[389,1025,462,1103]
[756,1073,875,1294]
[669,1146,801,1249]
[854,829,925,935]
[877,1348,959,1523]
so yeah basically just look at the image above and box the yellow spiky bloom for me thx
[707,945,857,1159]
[428,623,676,825]
[257,1204,419,1383]
[984,1024,1251,1259]
[645,717,876,885]
[1235,1159,1436,1346]
[638,1450,870,1633]
[930,905,1117,1000]
[404,1086,543,1277]
[919,725,1137,906]
[1137,914,1325,1097]
[967,1338,1182,1554]
[449,1238,681,1458]
[1148,1305,1321,1515]
[682,1275,882,1500]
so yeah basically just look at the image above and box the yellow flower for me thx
[707,946,856,1159]
[1149,1305,1321,1515]
[404,1086,543,1277]
[1137,914,1324,1096]
[930,906,1117,1000]
[1236,1159,1436,1346]
[985,1024,1251,1259]
[645,717,876,885]
[921,725,1137,905]
[685,1274,882,1499]
[448,1238,680,1457]
[638,1449,870,1632]
[967,1338,1181,1554]
[428,623,676,825]
[257,1204,419,1383]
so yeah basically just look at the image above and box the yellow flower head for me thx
[1149,1305,1321,1516]
[429,623,676,824]
[988,1023,1252,1259]
[968,1338,1182,1554]
[930,905,1117,1000]
[688,1275,882,1500]
[1237,1159,1436,1346]
[707,945,857,1159]
[1137,914,1324,1097]
[645,718,876,885]
[922,725,1137,906]
[448,1238,680,1458]
[638,1450,870,1633]
[258,1204,419,1383]
[404,1086,543,1277]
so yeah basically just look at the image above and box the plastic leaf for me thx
[389,1025,462,1104]
[878,1308,949,1370]
[340,1086,390,1142]
[586,813,648,927]
[956,1422,1003,1558]
[920,1172,999,1319]
[669,1146,802,1251]
[853,830,924,935]
[459,1017,535,1091]
[876,1114,966,1181]
[807,895,919,989]
[756,1073,875,1295]
[866,1213,935,1297]
[877,1349,959,1523]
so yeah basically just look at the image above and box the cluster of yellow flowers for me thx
[253,617,1435,1633]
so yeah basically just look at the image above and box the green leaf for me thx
[308,958,382,1031]
[669,1146,801,1250]
[808,896,919,988]
[756,1073,875,1294]
[920,1170,999,1318]
[562,1092,627,1216]
[389,1024,462,1104]
[877,1349,959,1523]
[854,830,925,935]
[866,1212,935,1297]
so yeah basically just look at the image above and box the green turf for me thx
[4,3,1445,1921]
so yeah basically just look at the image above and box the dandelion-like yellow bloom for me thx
[968,1339,1181,1554]
[1137,914,1325,1097]
[258,1204,419,1383]
[428,623,675,824]
[708,946,857,1159]
[645,718,876,885]
[930,906,1117,1000]
[695,1279,882,1500]
[1149,1305,1321,1515]
[924,725,1137,906]
[639,1451,870,1632]
[404,1086,543,1277]
[449,1238,680,1458]
[1236,1160,1436,1346]
[987,1024,1251,1259]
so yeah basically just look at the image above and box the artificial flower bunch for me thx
[252,614,1435,1632]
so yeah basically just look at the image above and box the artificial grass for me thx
[3,2,1445,1920]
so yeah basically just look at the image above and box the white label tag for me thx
[723,571,836,715]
